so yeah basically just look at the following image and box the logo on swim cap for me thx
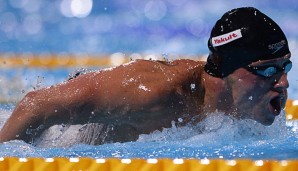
[268,40,286,54]
[211,29,242,47]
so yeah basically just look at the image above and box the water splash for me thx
[138,110,288,146]
[18,110,289,148]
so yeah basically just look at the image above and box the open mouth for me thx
[269,96,283,116]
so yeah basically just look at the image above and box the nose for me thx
[273,73,289,91]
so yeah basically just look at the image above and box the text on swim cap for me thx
[268,40,286,54]
[211,29,242,47]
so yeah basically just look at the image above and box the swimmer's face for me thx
[226,54,291,125]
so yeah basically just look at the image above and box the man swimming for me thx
[0,7,292,145]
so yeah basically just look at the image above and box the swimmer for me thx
[0,7,292,145]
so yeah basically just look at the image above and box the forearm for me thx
[0,116,27,142]
[0,90,63,142]
[0,106,37,142]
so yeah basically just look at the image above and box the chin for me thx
[252,103,279,126]
[259,119,275,126]
[256,114,275,126]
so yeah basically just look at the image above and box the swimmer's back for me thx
[79,59,206,112]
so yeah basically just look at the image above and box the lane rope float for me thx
[0,158,298,171]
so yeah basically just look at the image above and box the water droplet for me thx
[221,25,224,32]
[190,83,196,92]
[178,118,183,123]
[248,96,253,100]
[162,53,169,62]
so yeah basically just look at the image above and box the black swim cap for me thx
[204,7,290,77]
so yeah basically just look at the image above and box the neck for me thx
[202,71,233,113]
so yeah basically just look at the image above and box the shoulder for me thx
[167,59,206,70]
[88,59,206,85]
[122,58,205,70]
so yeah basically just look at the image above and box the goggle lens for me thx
[257,67,277,77]
[284,61,292,73]
[247,61,292,78]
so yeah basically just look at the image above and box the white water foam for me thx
[137,111,288,146]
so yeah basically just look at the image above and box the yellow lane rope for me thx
[285,99,298,120]
[0,158,298,171]
[0,54,127,68]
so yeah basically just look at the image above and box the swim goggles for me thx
[245,61,292,78]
